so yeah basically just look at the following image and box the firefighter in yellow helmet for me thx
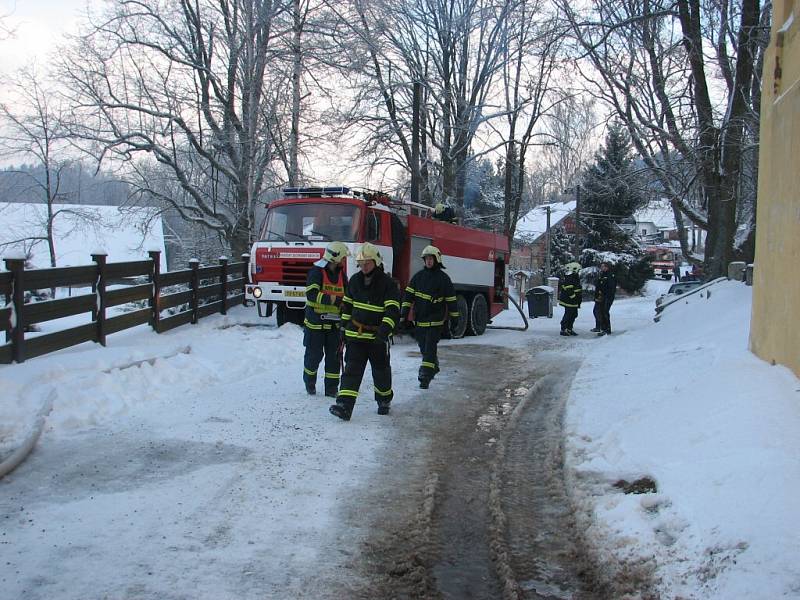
[399,245,459,388]
[558,262,583,336]
[329,242,401,420]
[302,241,349,396]
[433,203,458,223]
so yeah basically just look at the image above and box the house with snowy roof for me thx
[621,199,679,244]
[510,199,577,287]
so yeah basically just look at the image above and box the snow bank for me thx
[565,281,800,598]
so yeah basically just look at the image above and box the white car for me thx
[655,280,703,308]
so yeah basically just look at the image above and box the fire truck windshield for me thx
[261,202,362,243]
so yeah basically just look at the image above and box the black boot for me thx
[324,388,338,398]
[305,382,316,395]
[568,329,578,336]
[377,401,391,415]
[419,379,430,389]
[329,403,351,421]
[560,330,569,336]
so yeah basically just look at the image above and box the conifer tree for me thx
[581,123,647,252]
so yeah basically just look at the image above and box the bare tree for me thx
[0,7,16,40]
[560,0,770,277]
[498,0,564,241]
[0,65,79,268]
[272,0,350,186]
[537,92,598,197]
[331,0,514,206]
[58,0,292,256]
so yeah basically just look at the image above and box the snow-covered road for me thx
[2,280,799,599]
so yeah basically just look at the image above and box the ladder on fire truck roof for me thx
[282,186,434,217]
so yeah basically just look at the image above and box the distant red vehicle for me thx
[245,186,509,337]
[646,246,679,280]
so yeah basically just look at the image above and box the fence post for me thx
[92,253,108,346]
[219,256,229,315]
[190,259,199,324]
[4,258,26,363]
[149,251,161,333]
[241,253,250,290]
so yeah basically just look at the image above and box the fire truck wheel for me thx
[467,293,488,336]
[450,295,469,339]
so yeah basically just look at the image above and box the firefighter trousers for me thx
[593,301,612,333]
[335,340,393,411]
[303,327,342,395]
[560,306,578,331]
[414,326,441,383]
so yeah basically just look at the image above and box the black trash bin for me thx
[525,286,553,318]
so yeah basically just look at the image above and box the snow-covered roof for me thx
[515,200,576,239]
[634,199,676,230]
[0,202,167,269]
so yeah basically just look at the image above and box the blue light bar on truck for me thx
[283,186,351,197]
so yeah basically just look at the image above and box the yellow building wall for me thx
[750,0,800,377]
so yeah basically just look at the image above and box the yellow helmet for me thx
[355,242,382,267]
[420,245,444,266]
[565,262,582,274]
[314,241,349,267]
[434,203,445,215]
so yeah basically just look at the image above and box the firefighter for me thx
[433,203,458,223]
[329,242,401,421]
[399,246,459,389]
[559,262,583,336]
[302,241,349,397]
[592,261,616,336]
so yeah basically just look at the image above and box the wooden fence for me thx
[1,252,250,364]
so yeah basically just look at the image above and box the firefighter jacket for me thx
[304,265,347,331]
[400,266,459,328]
[558,272,583,308]
[594,271,617,306]
[341,268,401,342]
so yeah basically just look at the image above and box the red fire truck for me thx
[646,245,680,280]
[245,186,509,337]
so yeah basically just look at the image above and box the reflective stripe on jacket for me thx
[558,272,583,308]
[400,266,459,327]
[341,268,400,341]
[304,265,347,331]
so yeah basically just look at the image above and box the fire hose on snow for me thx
[0,391,54,479]
[487,291,529,332]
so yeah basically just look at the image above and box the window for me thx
[261,202,362,242]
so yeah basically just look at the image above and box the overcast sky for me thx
[0,0,93,71]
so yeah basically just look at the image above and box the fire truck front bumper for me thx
[245,284,307,308]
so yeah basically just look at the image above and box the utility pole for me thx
[544,205,551,285]
[574,185,581,257]
[411,81,421,204]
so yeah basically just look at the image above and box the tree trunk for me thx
[289,0,302,187]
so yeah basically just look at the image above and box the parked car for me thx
[656,280,704,308]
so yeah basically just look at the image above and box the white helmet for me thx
[355,242,383,267]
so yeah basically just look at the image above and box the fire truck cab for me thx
[245,186,509,337]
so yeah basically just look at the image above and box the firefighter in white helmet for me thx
[558,262,583,336]
[329,242,401,421]
[399,245,459,389]
[302,241,349,397]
